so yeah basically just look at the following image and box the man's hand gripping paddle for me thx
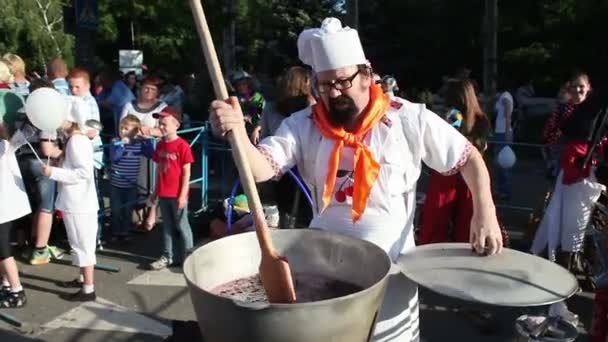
[188,0,296,303]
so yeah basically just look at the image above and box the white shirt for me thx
[120,101,167,128]
[260,98,469,259]
[0,139,31,224]
[50,134,99,213]
[494,91,514,133]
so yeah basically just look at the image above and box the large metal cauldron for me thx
[183,229,391,342]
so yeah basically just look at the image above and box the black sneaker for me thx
[57,278,83,288]
[0,291,27,308]
[63,289,96,302]
[0,285,10,298]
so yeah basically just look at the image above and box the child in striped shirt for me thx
[109,115,154,241]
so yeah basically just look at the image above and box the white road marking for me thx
[127,267,187,287]
[126,238,211,287]
[38,297,172,337]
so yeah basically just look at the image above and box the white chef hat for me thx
[297,18,367,73]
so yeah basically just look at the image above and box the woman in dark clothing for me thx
[543,72,592,179]
[259,67,315,228]
[419,78,491,244]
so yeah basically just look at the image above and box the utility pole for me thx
[482,0,498,107]
[346,0,359,29]
[222,0,236,76]
[70,0,99,70]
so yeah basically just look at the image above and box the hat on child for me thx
[153,106,182,123]
[297,18,367,73]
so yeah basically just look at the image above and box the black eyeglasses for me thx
[316,69,361,94]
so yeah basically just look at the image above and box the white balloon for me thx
[25,88,68,133]
[497,145,517,169]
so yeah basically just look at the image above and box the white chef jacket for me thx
[0,139,31,224]
[259,97,470,341]
[50,134,99,214]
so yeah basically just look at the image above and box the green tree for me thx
[0,0,74,70]
[96,0,337,77]
[97,0,205,74]
[355,0,608,93]
[233,0,338,77]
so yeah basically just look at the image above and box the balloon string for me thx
[25,141,44,165]
[44,138,52,166]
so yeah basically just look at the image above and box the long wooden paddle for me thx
[188,0,296,303]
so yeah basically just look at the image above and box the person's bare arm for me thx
[148,127,163,137]
[178,163,191,209]
[459,148,503,255]
[40,140,62,159]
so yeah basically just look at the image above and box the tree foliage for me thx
[0,0,605,94]
[0,0,74,70]
[357,0,608,93]
[96,0,205,74]
[95,0,337,77]
[232,0,339,77]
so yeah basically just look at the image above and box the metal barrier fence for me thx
[96,121,553,230]
[96,122,210,219]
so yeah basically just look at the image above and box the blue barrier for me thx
[96,124,209,219]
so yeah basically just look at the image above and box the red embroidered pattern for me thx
[257,145,282,178]
[381,115,393,127]
[543,103,576,146]
[390,100,403,109]
[441,141,473,176]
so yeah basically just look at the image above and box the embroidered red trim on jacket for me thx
[257,145,282,179]
[380,115,393,127]
[441,141,473,176]
[543,103,576,146]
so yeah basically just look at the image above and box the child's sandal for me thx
[0,291,27,308]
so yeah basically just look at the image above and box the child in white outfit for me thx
[0,113,31,308]
[42,106,99,302]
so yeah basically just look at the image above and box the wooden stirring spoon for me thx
[188,0,296,304]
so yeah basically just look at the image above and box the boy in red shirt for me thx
[148,107,194,270]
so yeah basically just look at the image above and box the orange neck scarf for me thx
[312,83,390,222]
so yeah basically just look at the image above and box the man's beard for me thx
[327,95,358,127]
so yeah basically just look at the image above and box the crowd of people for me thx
[0,15,606,341]
[0,55,197,307]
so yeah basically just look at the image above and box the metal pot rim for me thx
[184,229,392,308]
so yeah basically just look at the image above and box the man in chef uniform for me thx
[210,18,503,341]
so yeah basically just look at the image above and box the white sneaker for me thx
[149,256,173,270]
